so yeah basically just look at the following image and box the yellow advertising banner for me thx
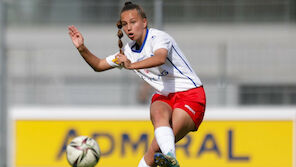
[15,120,293,167]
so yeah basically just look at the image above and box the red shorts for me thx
[151,86,206,131]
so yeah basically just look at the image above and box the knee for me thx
[150,109,170,125]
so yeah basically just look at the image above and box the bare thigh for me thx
[172,108,196,142]
[150,100,173,128]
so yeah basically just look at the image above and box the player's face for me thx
[121,9,147,44]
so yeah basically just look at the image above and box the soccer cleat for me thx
[154,152,180,167]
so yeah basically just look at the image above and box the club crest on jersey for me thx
[159,70,169,76]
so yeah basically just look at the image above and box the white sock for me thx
[154,126,176,157]
[138,157,150,167]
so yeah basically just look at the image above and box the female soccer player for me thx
[68,2,206,167]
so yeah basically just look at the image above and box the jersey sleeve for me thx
[151,33,173,53]
[105,52,121,68]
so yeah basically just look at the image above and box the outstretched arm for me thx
[68,25,113,72]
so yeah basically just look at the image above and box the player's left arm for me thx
[116,48,168,70]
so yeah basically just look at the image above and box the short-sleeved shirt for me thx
[106,28,202,96]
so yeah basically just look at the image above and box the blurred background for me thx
[2,0,296,106]
[0,0,296,167]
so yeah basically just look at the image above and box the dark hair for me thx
[120,1,147,19]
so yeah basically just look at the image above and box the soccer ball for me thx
[66,136,101,167]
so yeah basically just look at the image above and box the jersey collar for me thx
[131,28,149,53]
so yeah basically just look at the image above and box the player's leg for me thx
[141,107,197,166]
[150,100,176,156]
[154,108,196,167]
[138,100,173,167]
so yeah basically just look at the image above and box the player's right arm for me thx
[68,25,114,72]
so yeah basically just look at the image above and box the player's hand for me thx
[115,54,132,69]
[68,25,84,51]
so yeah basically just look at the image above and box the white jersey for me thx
[106,28,202,96]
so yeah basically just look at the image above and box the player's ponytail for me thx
[117,20,124,54]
